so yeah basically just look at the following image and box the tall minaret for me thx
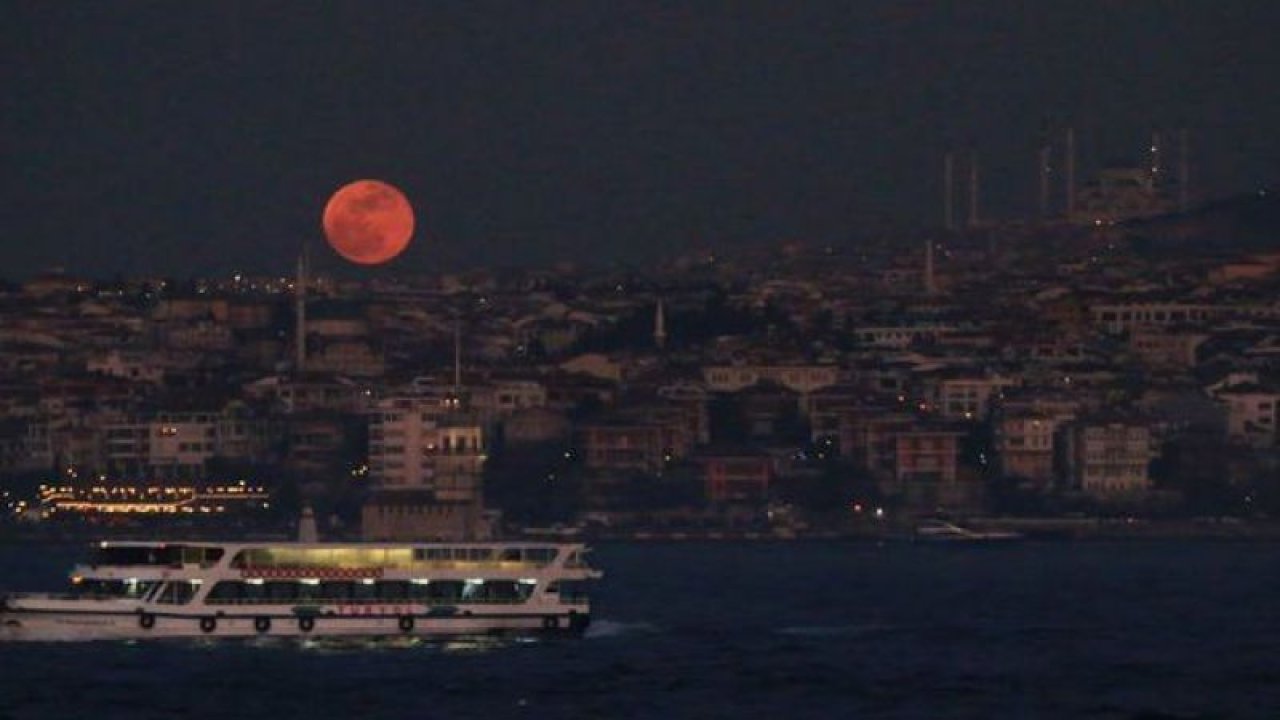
[923,239,936,295]
[654,299,667,349]
[1178,128,1190,212]
[294,246,309,371]
[943,151,956,231]
[1038,141,1052,220]
[1065,127,1077,220]
[967,150,980,228]
[1149,129,1163,188]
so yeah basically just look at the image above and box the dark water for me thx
[1,540,1278,719]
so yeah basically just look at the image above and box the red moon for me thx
[322,179,415,265]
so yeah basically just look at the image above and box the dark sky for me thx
[5,2,1279,279]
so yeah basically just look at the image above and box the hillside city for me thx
[2,190,1279,542]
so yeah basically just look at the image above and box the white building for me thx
[1066,419,1156,497]
[366,397,486,497]
[993,413,1061,488]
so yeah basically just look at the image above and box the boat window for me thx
[71,579,157,599]
[378,581,409,600]
[90,545,182,567]
[483,580,525,602]
[352,581,378,601]
[264,581,298,601]
[183,547,224,567]
[426,580,463,601]
[231,549,272,568]
[207,581,244,604]
[462,580,483,600]
[155,581,199,605]
[240,581,265,602]
[319,581,354,601]
[383,549,414,568]
[500,548,523,562]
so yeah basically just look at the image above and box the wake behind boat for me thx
[914,519,1023,542]
[0,539,601,642]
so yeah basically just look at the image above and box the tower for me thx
[1038,141,1052,219]
[923,239,936,295]
[1149,129,1162,187]
[967,150,980,228]
[1178,128,1190,212]
[943,152,956,231]
[654,299,667,349]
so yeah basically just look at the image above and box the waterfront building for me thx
[1063,417,1157,498]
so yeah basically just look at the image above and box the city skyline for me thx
[5,2,1279,278]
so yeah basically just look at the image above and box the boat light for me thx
[519,579,537,585]
[410,579,429,585]
[301,579,319,585]
[246,578,264,585]
[360,579,375,585]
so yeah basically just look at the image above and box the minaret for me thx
[1038,142,1052,220]
[1065,127,1077,220]
[967,150,980,228]
[943,152,955,231]
[923,239,936,295]
[294,247,308,371]
[1178,128,1190,212]
[1149,129,1162,188]
[654,299,667,349]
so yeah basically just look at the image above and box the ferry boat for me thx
[0,540,601,642]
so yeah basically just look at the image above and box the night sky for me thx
[5,2,1279,279]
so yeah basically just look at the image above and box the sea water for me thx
[0,540,1277,719]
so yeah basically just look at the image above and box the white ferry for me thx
[0,540,601,642]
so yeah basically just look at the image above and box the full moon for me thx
[322,179,415,265]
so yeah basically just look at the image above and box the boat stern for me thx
[0,593,26,641]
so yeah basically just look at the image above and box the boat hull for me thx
[0,608,589,642]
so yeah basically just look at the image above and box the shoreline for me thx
[3,518,1280,545]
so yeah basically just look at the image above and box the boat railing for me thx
[202,596,532,606]
[234,561,552,572]
[3,592,133,603]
